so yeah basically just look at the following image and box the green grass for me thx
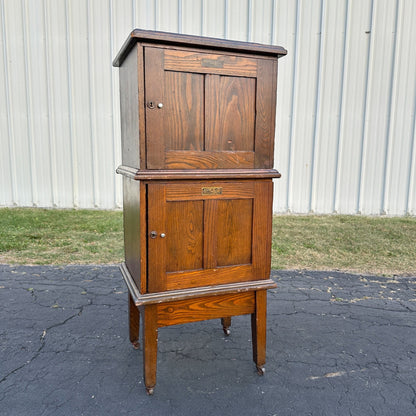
[0,208,124,265]
[1,208,415,276]
[272,214,416,276]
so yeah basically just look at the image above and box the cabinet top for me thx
[113,29,287,67]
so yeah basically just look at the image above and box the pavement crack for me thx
[0,305,88,386]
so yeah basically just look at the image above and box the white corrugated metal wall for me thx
[1,0,415,214]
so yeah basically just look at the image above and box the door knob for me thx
[160,233,166,238]
[157,103,163,108]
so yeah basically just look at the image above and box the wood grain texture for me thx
[165,264,255,291]
[164,71,204,151]
[156,291,255,327]
[216,198,253,267]
[119,44,140,168]
[203,199,217,270]
[165,150,254,169]
[164,49,258,77]
[140,303,158,391]
[251,290,267,368]
[164,180,254,201]
[113,29,287,67]
[252,180,273,278]
[254,59,277,168]
[128,293,140,347]
[205,75,256,152]
[166,200,203,272]
[144,47,165,169]
[147,183,167,292]
[122,177,142,290]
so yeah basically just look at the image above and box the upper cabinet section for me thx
[114,30,287,170]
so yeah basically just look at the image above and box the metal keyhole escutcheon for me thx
[150,231,157,239]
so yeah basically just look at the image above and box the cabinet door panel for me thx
[147,180,272,292]
[166,200,203,272]
[216,199,253,267]
[164,71,204,151]
[144,47,276,169]
[205,75,255,152]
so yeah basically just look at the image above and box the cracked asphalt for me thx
[0,264,415,416]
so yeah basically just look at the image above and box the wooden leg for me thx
[142,304,158,395]
[221,317,232,335]
[129,293,140,349]
[251,290,267,375]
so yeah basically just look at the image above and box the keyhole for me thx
[148,101,155,109]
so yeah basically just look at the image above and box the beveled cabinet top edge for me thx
[113,29,287,67]
[116,165,282,180]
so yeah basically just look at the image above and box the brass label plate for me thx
[202,187,223,195]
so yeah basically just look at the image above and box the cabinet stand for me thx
[121,263,276,394]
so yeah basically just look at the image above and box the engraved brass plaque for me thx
[202,187,223,195]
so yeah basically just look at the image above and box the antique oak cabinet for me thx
[113,29,286,394]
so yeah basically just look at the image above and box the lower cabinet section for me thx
[146,179,273,292]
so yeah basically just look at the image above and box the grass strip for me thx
[1,208,415,276]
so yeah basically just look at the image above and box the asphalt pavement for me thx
[0,264,415,416]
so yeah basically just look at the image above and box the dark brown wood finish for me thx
[144,46,278,170]
[113,29,287,67]
[128,293,140,349]
[115,29,285,394]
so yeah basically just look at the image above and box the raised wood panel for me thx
[165,262,255,291]
[216,198,253,267]
[144,47,276,170]
[166,200,203,272]
[205,75,256,152]
[164,49,258,77]
[165,180,254,201]
[156,291,255,327]
[165,150,254,169]
[164,71,204,151]
[147,180,272,292]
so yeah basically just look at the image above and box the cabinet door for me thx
[144,47,277,170]
[147,180,272,292]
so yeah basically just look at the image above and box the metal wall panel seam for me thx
[64,0,77,207]
[332,0,349,214]
[0,0,16,205]
[286,0,300,212]
[87,0,98,207]
[356,0,375,214]
[110,0,124,208]
[270,0,275,45]
[309,0,324,213]
[247,0,252,42]
[178,0,183,33]
[43,0,58,207]
[224,0,228,38]
[22,0,36,206]
[407,87,416,214]
[381,0,400,214]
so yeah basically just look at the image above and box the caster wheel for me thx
[256,366,266,376]
[223,328,231,336]
[146,387,154,396]
[132,340,140,350]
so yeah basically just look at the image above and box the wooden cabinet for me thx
[114,29,286,395]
